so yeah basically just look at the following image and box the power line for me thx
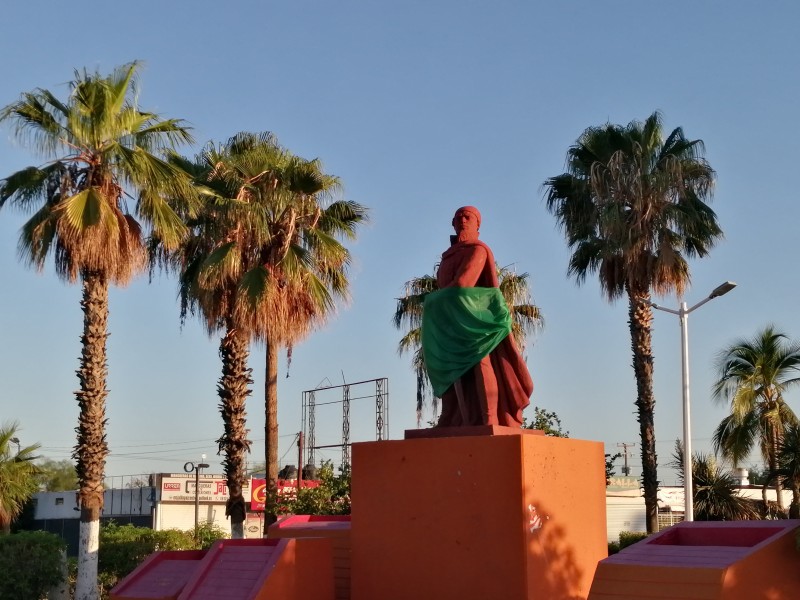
[39,433,300,459]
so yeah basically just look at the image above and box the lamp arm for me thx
[686,296,714,314]
[650,302,680,316]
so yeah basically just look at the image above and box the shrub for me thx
[193,522,228,550]
[269,461,352,517]
[0,531,66,600]
[618,530,648,549]
[291,462,351,516]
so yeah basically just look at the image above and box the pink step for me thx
[111,550,206,600]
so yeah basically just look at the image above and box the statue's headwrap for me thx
[453,205,481,228]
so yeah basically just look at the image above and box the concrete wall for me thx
[34,488,155,519]
[606,496,647,542]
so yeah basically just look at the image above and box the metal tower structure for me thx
[301,377,389,469]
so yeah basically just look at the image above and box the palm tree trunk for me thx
[769,428,785,510]
[217,322,252,491]
[74,272,109,600]
[264,337,279,531]
[627,288,659,534]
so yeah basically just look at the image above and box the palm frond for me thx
[17,203,59,270]
[1,164,65,213]
[198,242,242,288]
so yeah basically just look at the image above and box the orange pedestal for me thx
[269,515,351,600]
[588,520,800,600]
[351,428,607,600]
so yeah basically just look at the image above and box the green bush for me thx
[0,531,66,600]
[193,522,228,550]
[607,541,620,555]
[285,462,351,516]
[618,530,648,549]
[100,523,194,580]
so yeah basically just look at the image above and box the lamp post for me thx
[650,281,736,522]
[9,437,20,455]
[184,454,210,532]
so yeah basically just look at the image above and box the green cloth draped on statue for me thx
[421,286,512,397]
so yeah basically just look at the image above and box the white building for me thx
[31,473,276,553]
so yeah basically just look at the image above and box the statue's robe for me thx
[422,239,533,427]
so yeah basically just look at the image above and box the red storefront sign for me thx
[249,478,320,511]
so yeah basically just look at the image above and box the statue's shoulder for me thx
[442,240,492,261]
[471,240,493,255]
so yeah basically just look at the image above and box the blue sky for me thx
[1,2,798,485]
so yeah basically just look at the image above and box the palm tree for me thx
[169,135,289,500]
[393,273,438,420]
[543,111,722,533]
[670,440,759,521]
[0,63,195,599]
[776,424,800,518]
[393,265,543,421]
[712,325,800,511]
[0,422,41,534]
[169,132,367,524]
[173,183,255,505]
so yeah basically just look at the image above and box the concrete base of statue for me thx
[350,426,608,600]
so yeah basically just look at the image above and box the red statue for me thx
[422,206,533,427]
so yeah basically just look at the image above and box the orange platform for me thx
[351,427,607,600]
[589,520,800,600]
[268,515,351,600]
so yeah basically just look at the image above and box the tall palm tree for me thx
[543,112,722,533]
[169,132,367,525]
[168,134,292,500]
[712,325,800,511]
[0,63,195,599]
[393,265,543,421]
[0,422,41,534]
[248,151,366,510]
[172,174,255,504]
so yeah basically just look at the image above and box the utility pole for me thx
[616,442,636,476]
[297,432,304,492]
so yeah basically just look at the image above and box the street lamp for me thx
[9,437,21,455]
[184,454,210,532]
[650,281,737,522]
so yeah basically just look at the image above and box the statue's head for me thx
[452,206,481,242]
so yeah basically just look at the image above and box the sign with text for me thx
[250,478,320,511]
[158,474,250,503]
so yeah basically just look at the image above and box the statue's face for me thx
[453,209,479,238]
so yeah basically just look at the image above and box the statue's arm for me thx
[443,246,487,288]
